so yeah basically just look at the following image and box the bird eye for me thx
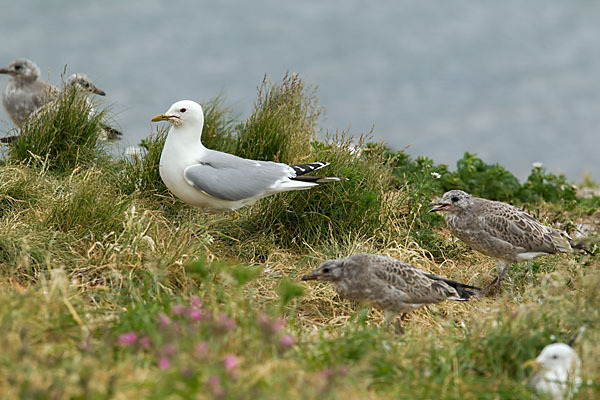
[322,267,330,273]
[551,355,559,359]
[451,196,459,202]
[179,108,187,113]
[14,65,22,70]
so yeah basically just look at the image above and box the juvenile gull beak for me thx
[428,202,450,213]
[0,67,13,75]
[91,85,106,96]
[300,273,318,281]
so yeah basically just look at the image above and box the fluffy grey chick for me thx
[301,254,479,333]
[429,190,587,295]
[0,58,58,127]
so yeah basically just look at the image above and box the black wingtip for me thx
[0,135,19,144]
[290,162,330,177]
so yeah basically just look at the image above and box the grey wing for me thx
[183,151,293,201]
[478,202,565,253]
[371,256,456,304]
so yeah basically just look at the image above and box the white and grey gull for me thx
[152,100,342,211]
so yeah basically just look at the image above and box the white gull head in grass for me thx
[524,343,582,400]
[151,100,342,211]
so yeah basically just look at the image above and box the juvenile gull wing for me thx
[476,201,571,254]
[370,257,463,304]
[183,150,294,201]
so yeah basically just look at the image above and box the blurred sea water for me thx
[1,0,599,180]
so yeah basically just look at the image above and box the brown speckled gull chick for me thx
[429,190,587,295]
[301,253,479,332]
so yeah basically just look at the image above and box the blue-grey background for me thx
[1,0,599,180]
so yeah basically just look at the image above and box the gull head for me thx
[152,100,204,128]
[524,343,581,398]
[66,73,106,96]
[527,343,581,375]
[0,58,40,82]
[428,189,472,214]
[301,259,345,282]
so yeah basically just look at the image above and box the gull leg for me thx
[494,262,509,298]
[482,277,498,296]
[482,260,509,297]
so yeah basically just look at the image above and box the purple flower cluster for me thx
[115,293,297,396]
[257,312,297,349]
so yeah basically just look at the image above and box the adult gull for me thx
[152,100,342,211]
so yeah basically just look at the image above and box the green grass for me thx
[8,85,109,173]
[0,73,598,399]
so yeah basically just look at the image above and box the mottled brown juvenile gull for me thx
[152,100,342,211]
[0,58,58,127]
[301,253,479,332]
[524,343,582,400]
[429,190,586,295]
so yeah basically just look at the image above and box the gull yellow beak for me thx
[152,113,170,122]
[523,358,541,372]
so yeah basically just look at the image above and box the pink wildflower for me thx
[279,335,296,348]
[207,375,225,398]
[158,356,171,370]
[161,343,177,356]
[218,314,237,331]
[195,341,209,358]
[158,313,171,329]
[188,308,204,321]
[118,331,138,345]
[170,304,185,315]
[271,318,285,334]
[139,336,153,349]
[190,295,202,308]
[223,354,239,371]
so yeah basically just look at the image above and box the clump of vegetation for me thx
[46,167,130,239]
[201,95,237,154]
[235,73,321,163]
[118,126,169,197]
[0,73,598,398]
[8,85,108,172]
[231,135,394,250]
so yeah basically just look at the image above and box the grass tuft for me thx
[235,73,321,163]
[8,85,108,172]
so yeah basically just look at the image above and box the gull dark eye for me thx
[451,196,459,202]
[14,65,22,70]
[322,267,330,274]
[179,108,187,113]
[551,355,559,360]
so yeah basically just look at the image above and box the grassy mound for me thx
[0,73,598,398]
